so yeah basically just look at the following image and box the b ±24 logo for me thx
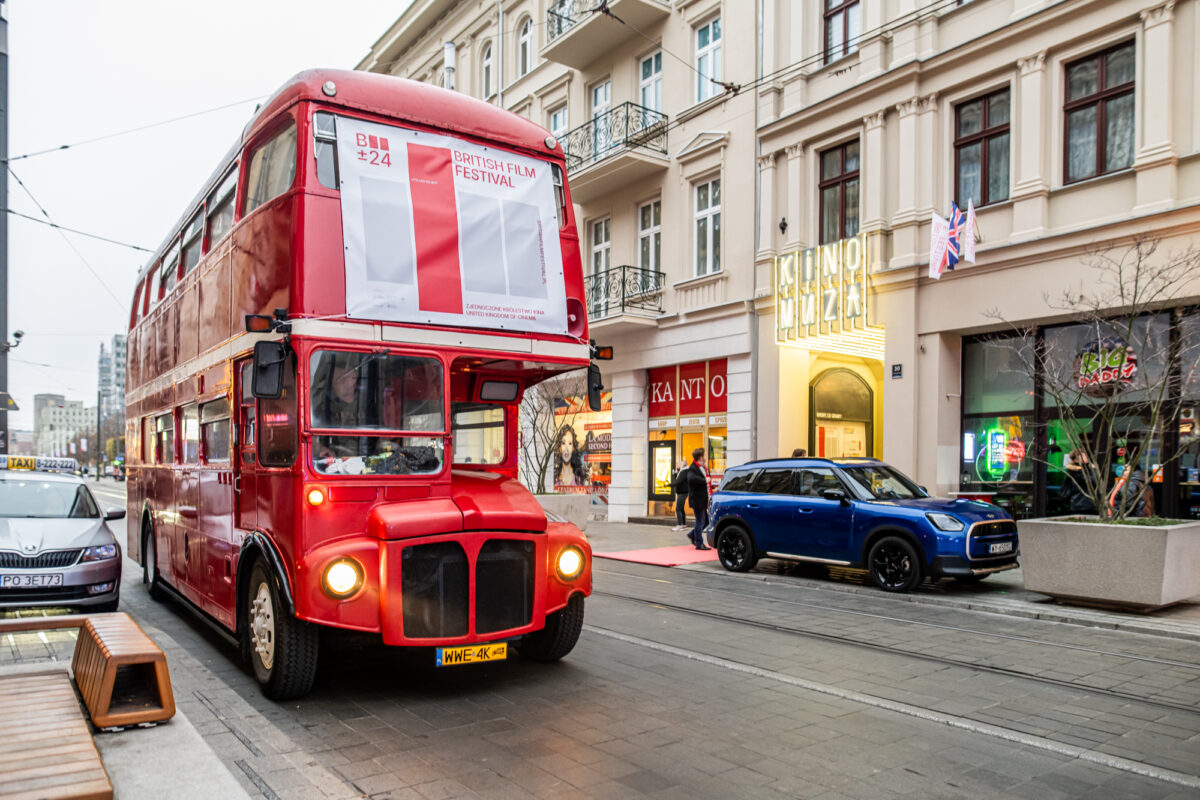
[355,133,392,167]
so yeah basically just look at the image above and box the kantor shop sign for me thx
[775,232,876,343]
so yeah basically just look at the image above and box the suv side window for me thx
[795,467,841,497]
[752,468,794,494]
[720,469,756,492]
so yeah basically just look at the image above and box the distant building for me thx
[7,429,34,456]
[98,334,127,418]
[33,393,90,458]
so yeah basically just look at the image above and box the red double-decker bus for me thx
[125,70,597,699]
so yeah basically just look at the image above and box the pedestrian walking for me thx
[687,448,711,550]
[672,460,690,531]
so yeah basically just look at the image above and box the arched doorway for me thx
[810,368,873,458]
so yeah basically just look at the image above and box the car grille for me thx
[401,542,469,638]
[400,539,536,639]
[475,540,534,634]
[0,550,81,569]
[0,586,91,603]
[967,520,1018,560]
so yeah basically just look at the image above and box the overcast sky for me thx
[5,0,413,430]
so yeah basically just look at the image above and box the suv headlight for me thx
[926,513,965,532]
[81,544,119,562]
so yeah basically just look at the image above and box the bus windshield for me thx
[309,349,445,476]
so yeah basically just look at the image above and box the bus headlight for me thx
[323,558,363,598]
[556,546,584,581]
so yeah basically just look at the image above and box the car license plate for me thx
[989,542,1014,555]
[436,643,507,667]
[0,574,64,588]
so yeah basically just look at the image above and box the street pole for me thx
[96,389,101,481]
[0,4,9,455]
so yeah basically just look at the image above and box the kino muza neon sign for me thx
[774,232,875,342]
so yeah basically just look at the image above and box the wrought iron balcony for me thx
[562,102,667,176]
[585,265,665,321]
[546,0,588,41]
[544,1,672,69]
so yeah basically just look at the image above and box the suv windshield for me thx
[309,350,445,476]
[839,465,925,500]
[0,480,99,518]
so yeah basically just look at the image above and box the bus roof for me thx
[138,69,563,285]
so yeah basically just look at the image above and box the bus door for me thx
[235,360,258,533]
[199,397,237,628]
[176,404,203,605]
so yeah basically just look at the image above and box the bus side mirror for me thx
[587,364,603,412]
[252,341,289,399]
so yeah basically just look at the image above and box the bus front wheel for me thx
[519,594,584,662]
[244,561,319,700]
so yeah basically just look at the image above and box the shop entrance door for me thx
[810,369,874,458]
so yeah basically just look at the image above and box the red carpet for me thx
[595,544,720,566]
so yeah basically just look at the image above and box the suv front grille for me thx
[967,520,1018,559]
[0,550,81,569]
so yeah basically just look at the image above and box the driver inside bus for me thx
[313,360,362,460]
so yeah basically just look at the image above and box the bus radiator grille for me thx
[475,540,534,634]
[401,542,469,638]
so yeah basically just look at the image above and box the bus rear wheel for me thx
[244,561,319,700]
[520,594,584,662]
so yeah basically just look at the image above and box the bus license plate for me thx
[1,574,64,588]
[436,643,507,667]
[989,542,1014,554]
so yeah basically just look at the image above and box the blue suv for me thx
[704,457,1018,592]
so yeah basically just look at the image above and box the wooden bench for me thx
[0,671,112,800]
[0,612,175,728]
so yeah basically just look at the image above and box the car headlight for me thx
[926,513,965,532]
[81,544,119,562]
[556,546,585,581]
[322,558,364,598]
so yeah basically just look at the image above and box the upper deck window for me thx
[244,120,297,215]
[309,349,445,476]
[207,167,237,246]
[181,212,203,275]
[160,242,180,297]
[313,112,339,190]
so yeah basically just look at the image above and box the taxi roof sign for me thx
[0,455,79,473]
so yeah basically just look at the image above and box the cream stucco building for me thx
[360,0,1200,522]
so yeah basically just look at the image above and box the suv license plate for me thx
[0,574,64,588]
[436,643,507,667]
[989,542,1014,554]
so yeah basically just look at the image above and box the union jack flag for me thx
[946,202,965,270]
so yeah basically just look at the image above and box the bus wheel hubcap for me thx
[251,583,275,670]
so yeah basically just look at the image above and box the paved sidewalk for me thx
[587,520,1200,642]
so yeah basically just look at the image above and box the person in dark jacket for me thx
[672,461,690,531]
[1058,449,1100,514]
[1110,465,1154,518]
[687,448,711,550]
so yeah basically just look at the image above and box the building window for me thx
[956,88,1010,207]
[591,80,612,156]
[824,0,860,64]
[481,44,494,98]
[549,106,568,140]
[819,141,860,244]
[517,19,532,77]
[694,178,721,276]
[639,200,661,274]
[640,51,662,113]
[1064,41,1135,183]
[591,218,610,275]
[695,17,722,103]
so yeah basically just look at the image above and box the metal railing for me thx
[546,0,590,42]
[585,265,665,321]
[562,102,668,174]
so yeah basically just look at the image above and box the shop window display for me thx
[960,415,1034,519]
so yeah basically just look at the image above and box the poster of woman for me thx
[555,424,590,487]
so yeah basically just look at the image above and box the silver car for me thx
[0,466,124,612]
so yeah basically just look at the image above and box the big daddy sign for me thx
[649,359,727,418]
[336,116,569,335]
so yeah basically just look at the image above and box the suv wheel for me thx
[868,536,922,592]
[716,525,757,572]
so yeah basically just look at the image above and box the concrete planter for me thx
[534,494,589,532]
[1017,517,1200,610]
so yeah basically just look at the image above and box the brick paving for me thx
[4,487,1196,798]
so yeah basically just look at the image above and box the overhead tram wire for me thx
[7,209,153,253]
[6,94,268,163]
[7,166,128,312]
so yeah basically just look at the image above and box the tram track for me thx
[595,567,1200,671]
[592,579,1200,718]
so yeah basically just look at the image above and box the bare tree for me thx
[988,235,1200,521]
[519,371,587,494]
